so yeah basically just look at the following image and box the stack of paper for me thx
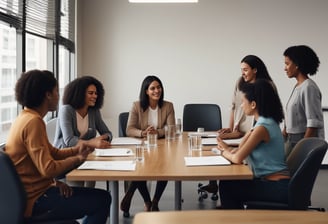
[184,156,230,166]
[111,137,142,145]
[188,132,218,138]
[201,137,242,146]
[78,160,136,171]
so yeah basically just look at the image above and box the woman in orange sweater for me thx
[5,70,111,223]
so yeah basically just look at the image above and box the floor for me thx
[94,168,328,224]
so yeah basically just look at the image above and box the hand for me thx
[55,180,73,198]
[74,141,92,162]
[88,135,111,149]
[218,128,232,135]
[142,126,157,137]
[217,136,228,152]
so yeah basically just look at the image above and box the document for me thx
[201,137,242,146]
[111,137,142,145]
[78,160,136,171]
[95,148,134,157]
[184,156,231,166]
[188,131,218,138]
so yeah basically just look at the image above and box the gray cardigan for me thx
[53,104,112,148]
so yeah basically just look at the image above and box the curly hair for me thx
[240,79,284,124]
[15,70,57,108]
[283,45,320,76]
[62,76,105,109]
[139,75,164,111]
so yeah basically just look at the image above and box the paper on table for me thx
[78,160,136,171]
[111,137,142,145]
[201,137,242,146]
[95,148,134,157]
[184,156,230,166]
[188,132,218,138]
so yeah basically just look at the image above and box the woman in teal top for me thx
[217,79,289,209]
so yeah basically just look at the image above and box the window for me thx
[0,0,76,144]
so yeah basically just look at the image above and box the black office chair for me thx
[182,104,222,201]
[119,112,129,137]
[244,137,328,211]
[183,104,222,132]
[0,150,78,224]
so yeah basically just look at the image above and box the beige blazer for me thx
[126,101,176,138]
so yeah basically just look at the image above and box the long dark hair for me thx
[139,75,164,111]
[238,55,273,90]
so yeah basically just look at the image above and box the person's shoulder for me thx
[162,100,174,108]
[163,100,173,105]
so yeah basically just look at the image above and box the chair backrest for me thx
[287,137,328,209]
[118,112,129,137]
[46,117,58,144]
[182,104,222,131]
[0,150,26,224]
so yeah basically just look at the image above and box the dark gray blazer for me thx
[53,104,112,148]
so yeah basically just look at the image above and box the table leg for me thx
[110,181,119,224]
[174,181,182,210]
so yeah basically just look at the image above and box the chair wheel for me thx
[211,193,219,201]
[123,211,130,218]
[201,192,208,199]
[198,196,204,202]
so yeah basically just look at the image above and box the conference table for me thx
[133,210,328,224]
[66,133,253,224]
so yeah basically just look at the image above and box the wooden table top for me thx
[133,210,328,224]
[66,133,252,181]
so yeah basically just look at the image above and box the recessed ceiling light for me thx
[129,0,198,3]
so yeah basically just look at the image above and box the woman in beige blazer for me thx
[121,75,176,217]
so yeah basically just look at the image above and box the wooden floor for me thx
[90,168,328,224]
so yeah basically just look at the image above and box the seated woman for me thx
[5,70,111,223]
[120,75,176,217]
[53,76,113,187]
[217,79,290,209]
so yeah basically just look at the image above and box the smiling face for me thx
[85,84,98,107]
[241,62,257,83]
[146,81,162,102]
[284,56,299,79]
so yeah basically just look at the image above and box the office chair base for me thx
[197,183,219,201]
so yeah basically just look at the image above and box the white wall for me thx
[76,0,328,139]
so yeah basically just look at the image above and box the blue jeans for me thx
[219,178,289,209]
[31,187,111,224]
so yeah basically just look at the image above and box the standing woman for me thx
[217,79,289,209]
[283,45,324,156]
[120,75,176,217]
[54,76,113,187]
[203,55,275,194]
[5,70,110,223]
[219,55,274,139]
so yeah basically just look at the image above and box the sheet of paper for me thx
[188,132,218,138]
[201,137,242,146]
[223,138,242,146]
[184,156,230,166]
[111,137,142,145]
[78,160,136,171]
[95,148,134,157]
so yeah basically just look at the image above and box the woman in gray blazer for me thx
[53,76,113,187]
[121,75,176,217]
